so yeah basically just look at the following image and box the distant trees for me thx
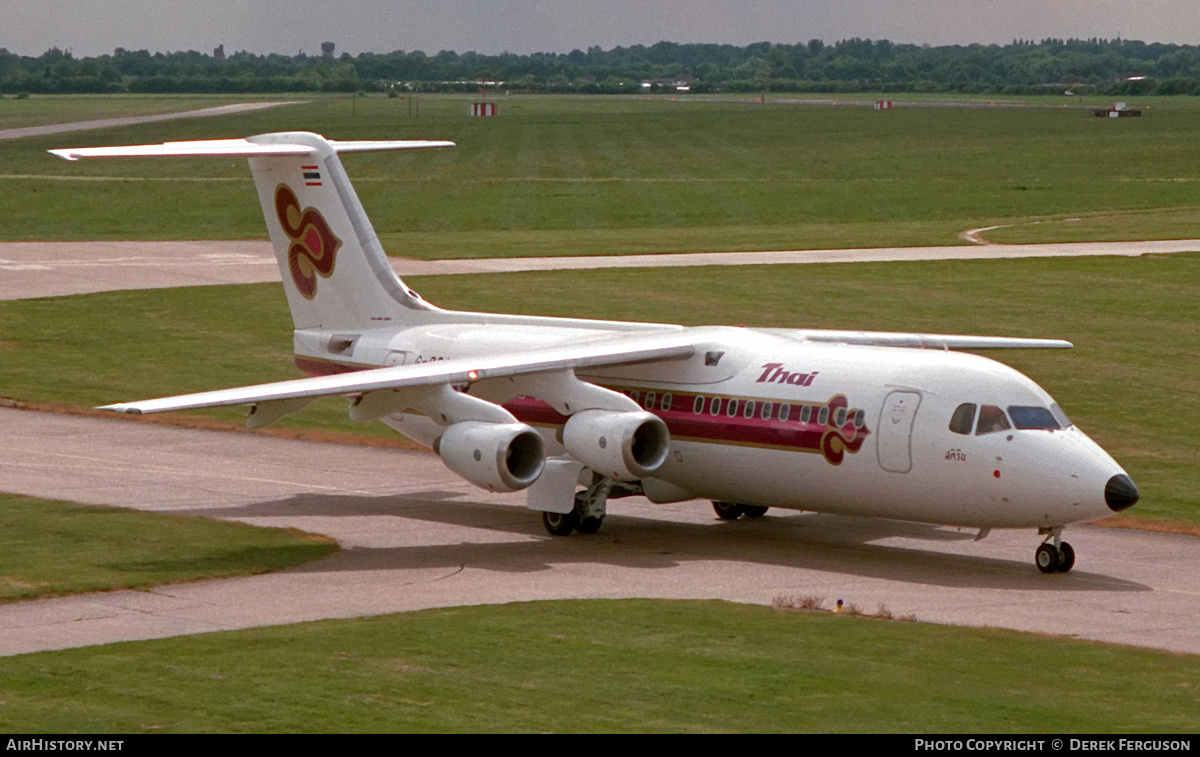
[2,38,1199,96]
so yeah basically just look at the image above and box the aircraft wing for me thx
[791,329,1073,350]
[98,330,696,415]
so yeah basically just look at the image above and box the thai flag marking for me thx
[302,165,322,186]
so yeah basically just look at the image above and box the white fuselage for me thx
[296,319,1128,531]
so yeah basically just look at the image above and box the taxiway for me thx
[2,237,1198,300]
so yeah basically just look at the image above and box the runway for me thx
[2,237,1199,300]
[1,407,1198,658]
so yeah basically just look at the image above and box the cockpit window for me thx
[1050,403,1072,429]
[1008,406,1061,430]
[975,405,1011,435]
[949,403,977,435]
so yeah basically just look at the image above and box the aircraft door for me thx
[877,390,922,473]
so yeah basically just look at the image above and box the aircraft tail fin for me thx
[51,132,453,331]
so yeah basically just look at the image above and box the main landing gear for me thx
[712,501,770,520]
[1035,527,1075,574]
[541,476,640,536]
[541,488,606,536]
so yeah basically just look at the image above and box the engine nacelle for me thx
[434,421,545,493]
[561,409,670,482]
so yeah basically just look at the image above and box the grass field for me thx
[1,252,1197,524]
[0,492,336,603]
[0,600,1195,733]
[2,93,1199,253]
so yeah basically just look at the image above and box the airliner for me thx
[50,132,1139,573]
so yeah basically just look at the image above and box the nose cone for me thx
[1105,474,1139,512]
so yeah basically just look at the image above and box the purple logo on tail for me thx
[275,184,341,300]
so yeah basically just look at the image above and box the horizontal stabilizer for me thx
[50,138,454,161]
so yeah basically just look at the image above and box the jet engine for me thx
[434,421,545,492]
[561,409,670,481]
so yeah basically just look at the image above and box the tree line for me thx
[3,37,1199,96]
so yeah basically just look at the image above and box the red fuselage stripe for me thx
[292,356,870,455]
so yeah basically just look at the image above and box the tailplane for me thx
[51,132,453,330]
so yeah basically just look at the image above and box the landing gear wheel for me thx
[1056,542,1075,573]
[542,510,578,537]
[575,516,604,535]
[713,501,745,520]
[742,505,769,518]
[1035,543,1060,574]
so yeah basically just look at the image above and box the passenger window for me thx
[778,403,791,421]
[744,399,756,419]
[693,396,705,415]
[975,405,1011,435]
[761,401,773,420]
[834,407,847,426]
[949,403,977,435]
[1008,406,1061,430]
[709,398,722,416]
[661,393,673,412]
[800,405,811,423]
[853,409,865,429]
[817,406,830,425]
[726,399,739,417]
[644,391,656,410]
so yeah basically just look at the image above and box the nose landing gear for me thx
[1036,528,1075,573]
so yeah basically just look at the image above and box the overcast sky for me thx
[2,0,1196,58]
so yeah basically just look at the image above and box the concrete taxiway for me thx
[2,237,1199,300]
[0,407,1197,658]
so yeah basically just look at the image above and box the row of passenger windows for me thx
[628,390,865,429]
[949,402,1070,436]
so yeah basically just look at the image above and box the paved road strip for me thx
[2,238,1198,301]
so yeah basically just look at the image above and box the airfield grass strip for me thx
[0,599,1195,733]
[5,94,1200,251]
[0,492,337,603]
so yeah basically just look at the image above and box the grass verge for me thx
[0,599,1195,733]
[0,492,337,603]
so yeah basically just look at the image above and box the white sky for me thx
[1,0,1195,58]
